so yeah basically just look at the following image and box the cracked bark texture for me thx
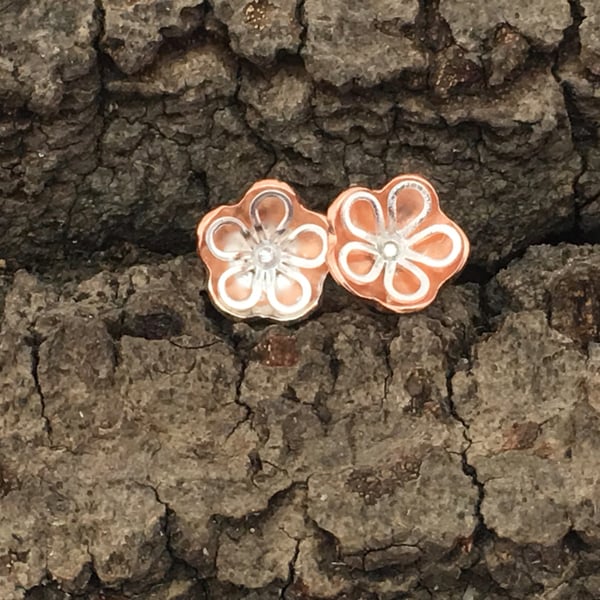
[1,0,600,599]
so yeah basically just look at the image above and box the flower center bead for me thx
[253,242,281,269]
[381,240,400,260]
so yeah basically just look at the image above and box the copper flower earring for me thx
[196,180,329,321]
[326,174,469,313]
[197,175,469,320]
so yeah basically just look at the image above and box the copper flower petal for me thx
[196,179,329,321]
[327,174,470,313]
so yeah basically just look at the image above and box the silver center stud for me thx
[253,243,280,269]
[381,240,400,260]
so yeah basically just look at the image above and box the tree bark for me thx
[0,1,600,599]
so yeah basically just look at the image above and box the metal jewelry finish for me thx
[197,180,329,321]
[327,174,470,313]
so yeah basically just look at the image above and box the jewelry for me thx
[326,174,469,312]
[196,180,329,321]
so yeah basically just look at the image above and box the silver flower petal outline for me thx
[383,259,431,304]
[281,223,328,269]
[217,263,264,312]
[338,178,463,303]
[387,179,432,237]
[205,216,254,261]
[264,266,314,316]
[250,189,293,236]
[404,223,464,268]
[340,190,384,243]
[205,188,327,318]
[338,241,384,284]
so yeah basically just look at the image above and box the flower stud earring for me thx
[327,175,469,313]
[196,180,329,321]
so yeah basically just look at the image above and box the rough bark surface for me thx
[1,0,600,599]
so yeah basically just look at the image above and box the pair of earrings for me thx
[196,175,469,322]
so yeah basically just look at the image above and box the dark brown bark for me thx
[1,1,600,599]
